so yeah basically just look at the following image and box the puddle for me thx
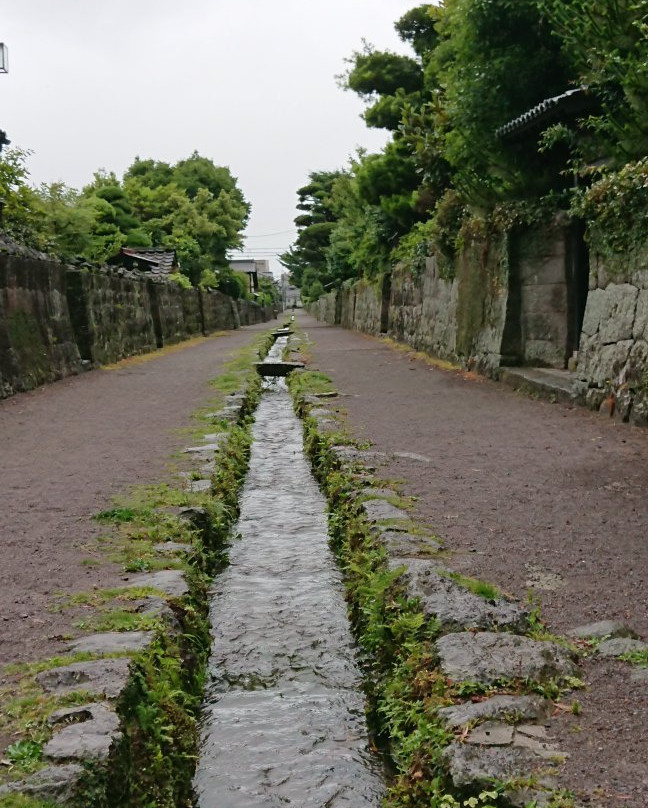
[193,338,384,807]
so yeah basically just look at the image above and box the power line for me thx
[244,229,296,238]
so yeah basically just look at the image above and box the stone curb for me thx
[299,390,590,807]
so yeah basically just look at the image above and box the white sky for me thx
[2,1,416,276]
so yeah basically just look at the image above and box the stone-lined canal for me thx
[193,339,384,807]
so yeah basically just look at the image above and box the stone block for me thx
[44,703,121,762]
[391,559,528,633]
[629,391,648,426]
[623,339,648,387]
[436,631,578,685]
[632,290,648,339]
[524,339,565,368]
[126,569,188,599]
[37,658,132,698]
[598,284,639,344]
[68,630,154,654]
[438,694,549,730]
[580,288,607,337]
[567,620,638,640]
[596,637,648,658]
[580,340,633,387]
[0,764,84,802]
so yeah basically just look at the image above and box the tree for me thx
[279,170,344,287]
[541,0,648,162]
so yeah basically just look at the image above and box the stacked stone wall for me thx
[577,249,648,425]
[0,241,274,400]
[0,249,82,397]
[201,289,238,332]
[351,279,382,334]
[67,267,157,363]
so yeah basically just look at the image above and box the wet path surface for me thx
[194,344,383,807]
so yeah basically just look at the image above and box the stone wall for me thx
[352,278,382,335]
[66,267,157,363]
[0,248,82,397]
[310,290,337,325]
[308,221,648,423]
[577,248,648,425]
[201,289,238,332]
[389,257,460,361]
[0,241,275,400]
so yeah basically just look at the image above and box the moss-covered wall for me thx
[0,244,275,400]
[67,268,158,363]
[0,252,82,397]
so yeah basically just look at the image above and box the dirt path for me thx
[0,325,269,670]
[299,312,647,808]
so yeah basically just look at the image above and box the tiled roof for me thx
[496,87,598,140]
[120,248,176,273]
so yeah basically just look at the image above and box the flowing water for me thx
[193,339,384,807]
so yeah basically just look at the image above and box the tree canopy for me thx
[0,150,250,289]
[286,0,647,297]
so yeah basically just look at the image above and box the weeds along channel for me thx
[0,330,275,808]
[286,330,583,808]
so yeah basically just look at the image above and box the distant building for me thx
[280,273,301,308]
[229,258,274,293]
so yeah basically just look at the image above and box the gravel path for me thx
[0,325,269,671]
[300,312,647,808]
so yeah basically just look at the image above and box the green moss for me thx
[455,222,508,358]
[0,796,60,808]
[7,311,48,382]
[437,570,501,601]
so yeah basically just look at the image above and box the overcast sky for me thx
[2,1,416,275]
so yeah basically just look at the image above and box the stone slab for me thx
[438,694,549,729]
[361,499,410,523]
[596,637,648,658]
[444,742,556,790]
[135,596,181,631]
[436,631,578,685]
[567,620,638,641]
[0,764,84,801]
[186,478,212,494]
[329,446,386,470]
[68,631,153,655]
[379,529,443,558]
[44,703,121,762]
[37,658,132,698]
[392,559,528,632]
[465,720,514,746]
[126,569,188,599]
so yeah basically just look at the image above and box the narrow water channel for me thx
[193,339,384,807]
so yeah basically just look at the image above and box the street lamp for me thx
[0,44,8,73]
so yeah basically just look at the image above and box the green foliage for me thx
[168,271,193,289]
[0,797,59,808]
[279,170,344,290]
[5,739,43,772]
[570,158,648,255]
[0,149,250,286]
[541,0,648,161]
[437,0,572,200]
